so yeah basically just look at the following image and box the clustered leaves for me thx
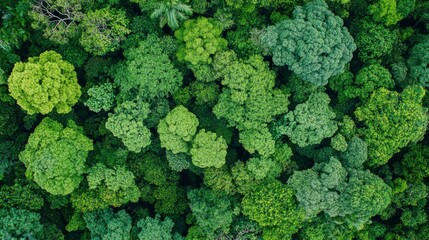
[8,51,81,115]
[2,0,429,239]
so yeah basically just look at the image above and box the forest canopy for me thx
[1,0,429,239]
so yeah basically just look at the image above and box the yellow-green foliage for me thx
[8,51,81,115]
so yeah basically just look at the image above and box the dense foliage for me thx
[1,0,429,239]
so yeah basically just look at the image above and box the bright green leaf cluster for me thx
[158,105,199,154]
[19,117,93,195]
[175,17,228,65]
[355,85,428,166]
[191,129,227,168]
[105,100,151,153]
[8,51,82,115]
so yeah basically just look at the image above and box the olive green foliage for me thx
[29,0,84,44]
[86,163,140,207]
[84,209,132,240]
[213,53,288,156]
[129,153,187,215]
[105,100,151,153]
[369,0,415,25]
[408,35,429,86]
[114,34,182,101]
[136,215,175,240]
[0,208,44,239]
[158,105,199,154]
[260,0,356,85]
[188,188,233,237]
[231,157,282,195]
[19,117,93,195]
[355,85,428,166]
[354,19,396,62]
[242,181,306,238]
[8,51,82,115]
[273,92,338,147]
[331,134,348,152]
[351,64,394,99]
[191,129,227,168]
[398,144,429,182]
[0,183,44,210]
[151,0,193,30]
[79,7,130,55]
[84,82,115,113]
[175,17,228,65]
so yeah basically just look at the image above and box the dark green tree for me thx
[259,0,356,85]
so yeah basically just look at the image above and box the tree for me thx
[190,129,227,168]
[175,17,228,65]
[19,117,93,195]
[105,100,151,153]
[213,53,288,156]
[79,7,130,56]
[85,163,140,207]
[259,0,356,85]
[158,105,199,154]
[84,82,115,113]
[114,34,182,102]
[8,50,81,115]
[242,180,306,238]
[354,18,396,62]
[354,85,428,166]
[288,157,392,230]
[397,144,429,183]
[0,208,44,239]
[272,92,338,148]
[83,209,132,240]
[0,0,31,51]
[151,0,193,30]
[408,35,429,86]
[136,215,175,240]
[350,64,395,100]
[369,0,415,26]
[0,183,45,210]
[188,188,233,238]
[29,0,83,44]
[287,157,347,218]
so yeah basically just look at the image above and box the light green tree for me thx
[8,51,81,115]
[175,17,227,65]
[355,85,428,166]
[19,117,93,195]
[191,129,227,168]
[158,105,199,154]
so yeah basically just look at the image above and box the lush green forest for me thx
[1,0,429,239]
